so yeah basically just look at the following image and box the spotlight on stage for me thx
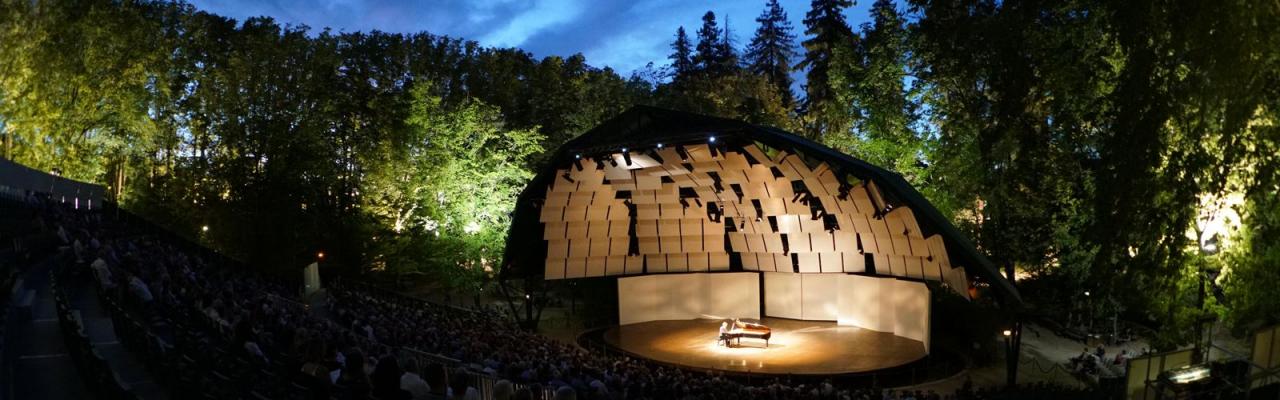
[656,143,664,149]
[709,135,717,143]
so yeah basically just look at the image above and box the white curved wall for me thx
[617,272,760,325]
[767,272,930,351]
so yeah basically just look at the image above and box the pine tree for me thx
[715,14,740,75]
[797,0,855,138]
[693,11,723,75]
[746,0,798,106]
[828,0,922,186]
[669,26,694,80]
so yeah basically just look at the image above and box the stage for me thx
[602,317,927,375]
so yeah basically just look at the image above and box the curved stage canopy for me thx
[501,106,1021,307]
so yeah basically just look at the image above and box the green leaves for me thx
[362,84,542,280]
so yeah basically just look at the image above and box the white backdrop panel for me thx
[618,275,666,325]
[801,274,840,320]
[892,279,931,351]
[668,275,702,320]
[704,273,762,320]
[837,274,891,331]
[764,272,803,319]
[618,273,760,325]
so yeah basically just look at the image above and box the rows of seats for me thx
[51,266,139,400]
[61,202,549,400]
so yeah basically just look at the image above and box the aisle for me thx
[67,271,169,400]
[4,257,94,400]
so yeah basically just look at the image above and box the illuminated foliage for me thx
[362,84,542,278]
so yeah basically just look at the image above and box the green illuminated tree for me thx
[362,83,543,280]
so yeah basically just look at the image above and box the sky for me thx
[187,0,875,76]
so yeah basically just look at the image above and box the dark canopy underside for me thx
[502,106,1021,307]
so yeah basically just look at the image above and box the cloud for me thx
[186,0,875,75]
[479,0,586,48]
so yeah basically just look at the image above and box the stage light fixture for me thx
[647,149,664,164]
[622,147,629,153]
[201,225,209,232]
[575,154,581,159]
[709,135,717,143]
[656,143,664,149]
[1002,329,1012,337]
[317,252,325,259]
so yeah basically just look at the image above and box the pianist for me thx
[718,322,730,346]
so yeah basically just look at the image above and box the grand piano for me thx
[725,320,772,348]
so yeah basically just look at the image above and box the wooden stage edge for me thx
[602,317,928,376]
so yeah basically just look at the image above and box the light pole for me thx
[1004,328,1017,387]
[1197,233,1219,362]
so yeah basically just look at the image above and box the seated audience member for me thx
[492,380,515,400]
[235,320,270,364]
[553,386,577,400]
[90,257,114,289]
[400,358,432,400]
[448,370,473,399]
[299,341,333,400]
[129,275,154,305]
[372,355,412,400]
[337,347,372,400]
[424,364,449,398]
[1114,349,1129,365]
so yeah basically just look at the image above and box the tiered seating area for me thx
[3,196,1104,399]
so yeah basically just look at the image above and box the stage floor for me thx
[603,318,927,375]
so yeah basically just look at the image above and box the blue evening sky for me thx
[187,0,876,76]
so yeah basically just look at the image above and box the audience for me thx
[25,197,1103,400]
[400,357,433,400]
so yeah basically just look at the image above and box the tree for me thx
[745,0,798,106]
[797,0,855,139]
[362,83,543,282]
[693,11,724,76]
[669,27,694,80]
[715,14,740,75]
[828,0,925,187]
